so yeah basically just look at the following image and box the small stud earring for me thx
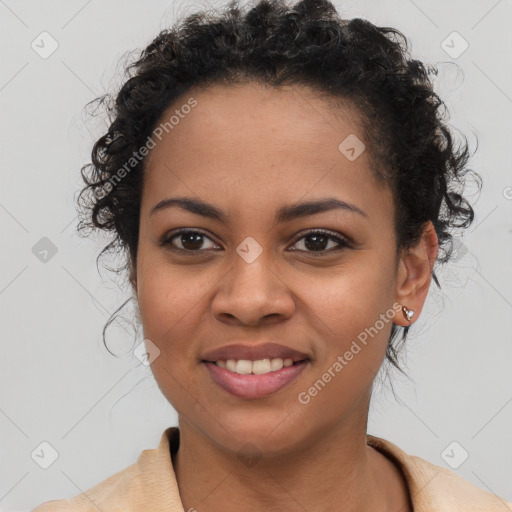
[402,306,415,322]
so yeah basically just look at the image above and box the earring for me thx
[402,306,415,322]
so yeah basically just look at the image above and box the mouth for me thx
[202,357,310,399]
[205,357,302,374]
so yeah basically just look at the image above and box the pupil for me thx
[305,234,328,251]
[182,233,203,250]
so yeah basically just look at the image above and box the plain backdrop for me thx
[1,0,511,510]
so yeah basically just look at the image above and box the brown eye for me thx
[159,228,350,257]
[160,229,220,253]
[289,230,351,256]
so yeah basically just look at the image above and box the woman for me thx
[33,0,512,510]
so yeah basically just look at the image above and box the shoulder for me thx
[32,462,142,511]
[406,454,512,510]
[32,427,181,512]
[367,434,512,511]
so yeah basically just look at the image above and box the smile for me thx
[202,358,309,399]
[212,357,295,375]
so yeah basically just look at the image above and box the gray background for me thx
[1,0,511,510]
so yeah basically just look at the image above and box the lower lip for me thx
[203,360,309,399]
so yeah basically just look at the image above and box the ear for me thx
[393,221,439,326]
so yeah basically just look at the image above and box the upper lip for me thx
[201,342,310,362]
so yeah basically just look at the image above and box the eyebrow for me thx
[150,196,369,224]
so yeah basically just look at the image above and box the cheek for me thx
[300,258,395,375]
[136,253,200,355]
[135,259,207,411]
[294,284,393,424]
[307,255,394,325]
[137,243,198,319]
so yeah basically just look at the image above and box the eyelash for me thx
[159,228,351,257]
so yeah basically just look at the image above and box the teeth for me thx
[215,357,296,375]
[226,359,237,372]
[236,360,253,375]
[252,359,271,375]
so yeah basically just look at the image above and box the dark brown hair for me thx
[77,0,480,377]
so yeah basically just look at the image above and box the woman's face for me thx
[135,81,421,455]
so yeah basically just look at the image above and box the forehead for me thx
[146,81,364,167]
[142,81,392,227]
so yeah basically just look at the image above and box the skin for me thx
[133,81,438,512]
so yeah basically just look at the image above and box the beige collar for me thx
[133,427,511,512]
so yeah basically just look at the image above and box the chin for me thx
[198,408,313,460]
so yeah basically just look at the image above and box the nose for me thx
[211,252,295,327]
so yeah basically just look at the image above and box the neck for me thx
[173,412,403,512]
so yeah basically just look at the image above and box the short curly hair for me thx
[77,0,480,376]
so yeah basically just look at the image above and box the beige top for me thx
[33,427,512,511]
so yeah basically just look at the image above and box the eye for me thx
[159,229,220,253]
[289,229,351,256]
[159,228,351,256]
